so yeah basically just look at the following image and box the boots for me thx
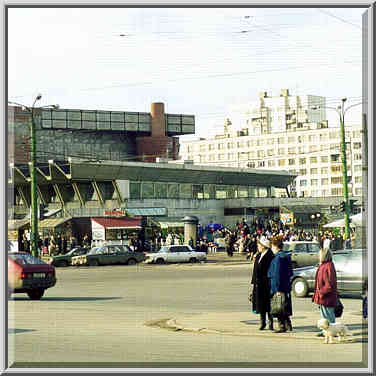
[267,312,274,330]
[259,313,266,330]
[274,317,287,333]
[286,317,293,332]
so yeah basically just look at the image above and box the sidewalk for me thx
[158,310,367,342]
[206,251,250,265]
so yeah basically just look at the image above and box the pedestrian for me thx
[312,248,338,337]
[62,235,68,253]
[267,234,293,333]
[49,235,57,256]
[250,235,275,330]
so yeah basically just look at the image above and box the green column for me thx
[30,110,39,257]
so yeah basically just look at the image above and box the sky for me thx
[8,7,365,138]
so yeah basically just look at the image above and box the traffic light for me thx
[339,201,345,213]
[349,200,356,214]
[39,204,48,220]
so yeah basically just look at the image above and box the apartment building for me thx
[179,89,363,199]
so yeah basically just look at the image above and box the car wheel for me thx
[88,259,99,267]
[189,257,197,263]
[27,289,45,300]
[127,258,137,265]
[292,278,309,298]
[58,260,68,267]
[156,258,165,264]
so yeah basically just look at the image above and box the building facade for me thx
[179,89,363,200]
[8,102,195,164]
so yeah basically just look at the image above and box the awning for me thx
[44,208,62,218]
[91,217,142,230]
[38,217,72,229]
[8,219,30,231]
[323,213,363,228]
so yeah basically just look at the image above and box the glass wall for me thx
[129,181,272,200]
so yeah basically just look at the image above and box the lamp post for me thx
[311,99,362,241]
[8,96,59,257]
[310,213,321,235]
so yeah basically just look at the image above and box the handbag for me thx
[270,292,287,316]
[334,298,344,318]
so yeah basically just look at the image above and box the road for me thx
[8,261,368,369]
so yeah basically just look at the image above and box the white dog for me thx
[317,318,350,344]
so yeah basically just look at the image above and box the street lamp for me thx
[8,95,59,257]
[310,213,321,234]
[311,98,362,241]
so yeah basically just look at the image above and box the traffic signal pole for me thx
[339,99,351,240]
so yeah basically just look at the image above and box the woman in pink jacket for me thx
[312,248,338,335]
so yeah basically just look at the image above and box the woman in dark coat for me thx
[251,235,275,330]
[268,235,293,333]
[312,248,338,334]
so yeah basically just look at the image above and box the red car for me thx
[8,252,57,300]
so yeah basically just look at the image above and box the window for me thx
[187,146,193,152]
[329,131,339,139]
[180,184,192,199]
[237,141,244,148]
[353,142,361,149]
[237,186,248,198]
[331,154,340,162]
[278,159,286,167]
[299,158,306,165]
[311,179,318,186]
[321,167,328,174]
[228,153,234,160]
[249,150,256,158]
[247,140,255,147]
[331,165,341,173]
[299,169,307,175]
[321,156,328,163]
[199,145,206,152]
[192,184,204,199]
[218,154,226,161]
[309,135,318,143]
[208,144,214,151]
[155,182,167,198]
[256,139,265,146]
[267,149,274,156]
[278,137,285,144]
[330,143,339,151]
[218,143,225,150]
[310,168,318,175]
[208,154,215,161]
[331,177,342,184]
[354,153,362,160]
[204,184,216,199]
[355,188,362,195]
[247,162,256,168]
[288,159,295,165]
[321,178,328,185]
[257,150,264,158]
[168,184,179,198]
[298,146,308,153]
[142,182,154,198]
[297,135,305,143]
[258,161,265,167]
[288,147,296,155]
[267,138,274,145]
[331,188,343,196]
[310,157,318,163]
[354,165,362,172]
[129,182,141,199]
[288,136,295,143]
[227,142,234,149]
[300,180,307,186]
[355,176,362,184]
[278,148,285,156]
[268,160,275,167]
[309,145,319,152]
[353,130,361,138]
[320,133,328,141]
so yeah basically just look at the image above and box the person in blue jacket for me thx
[267,234,293,333]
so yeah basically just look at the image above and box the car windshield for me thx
[9,253,46,265]
[158,246,169,253]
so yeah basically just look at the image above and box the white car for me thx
[144,245,207,264]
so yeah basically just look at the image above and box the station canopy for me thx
[91,217,142,230]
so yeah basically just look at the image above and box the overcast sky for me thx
[8,7,365,137]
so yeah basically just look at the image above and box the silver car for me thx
[283,241,321,268]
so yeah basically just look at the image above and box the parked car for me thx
[291,249,367,297]
[283,241,321,268]
[8,252,57,300]
[144,245,207,264]
[46,247,90,267]
[71,245,145,266]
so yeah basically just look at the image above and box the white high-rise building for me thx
[179,89,363,199]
